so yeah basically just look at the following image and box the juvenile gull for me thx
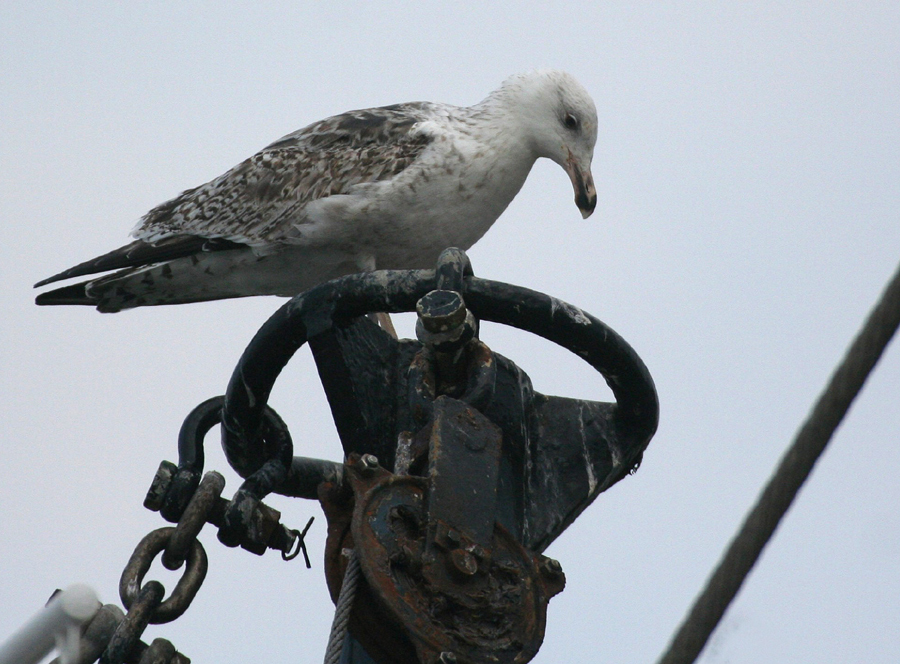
[35,70,598,312]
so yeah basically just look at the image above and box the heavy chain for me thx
[50,464,313,664]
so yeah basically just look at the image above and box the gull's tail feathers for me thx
[34,235,248,288]
[35,246,360,313]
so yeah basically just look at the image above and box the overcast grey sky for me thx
[2,3,898,663]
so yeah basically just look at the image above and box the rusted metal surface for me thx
[322,453,564,664]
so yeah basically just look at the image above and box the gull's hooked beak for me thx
[566,150,597,219]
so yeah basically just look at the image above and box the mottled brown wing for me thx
[134,103,436,245]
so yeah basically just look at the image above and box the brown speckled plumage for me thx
[137,104,434,245]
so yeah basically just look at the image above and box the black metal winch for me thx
[137,247,658,664]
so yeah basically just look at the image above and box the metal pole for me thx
[0,584,99,664]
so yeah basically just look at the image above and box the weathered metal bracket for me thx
[423,396,503,555]
[220,249,658,552]
[213,247,658,663]
[320,449,564,664]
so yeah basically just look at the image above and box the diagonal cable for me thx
[657,259,900,664]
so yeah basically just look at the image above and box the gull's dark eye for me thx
[563,112,579,130]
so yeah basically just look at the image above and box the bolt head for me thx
[438,651,458,664]
[416,290,467,333]
[539,556,563,577]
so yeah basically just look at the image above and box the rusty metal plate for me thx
[348,467,554,664]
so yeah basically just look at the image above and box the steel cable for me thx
[657,259,900,664]
[323,549,362,664]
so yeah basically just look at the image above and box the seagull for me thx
[35,70,598,312]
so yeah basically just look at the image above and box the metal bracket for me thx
[196,247,658,664]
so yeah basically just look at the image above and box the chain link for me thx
[119,528,207,625]
[49,601,189,664]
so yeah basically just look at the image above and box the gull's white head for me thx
[494,70,598,218]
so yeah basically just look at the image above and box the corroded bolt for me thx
[444,528,461,548]
[359,454,380,476]
[450,549,478,577]
[416,290,467,333]
[539,556,563,577]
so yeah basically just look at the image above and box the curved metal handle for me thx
[220,252,658,499]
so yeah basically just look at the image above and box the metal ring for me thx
[120,527,208,624]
